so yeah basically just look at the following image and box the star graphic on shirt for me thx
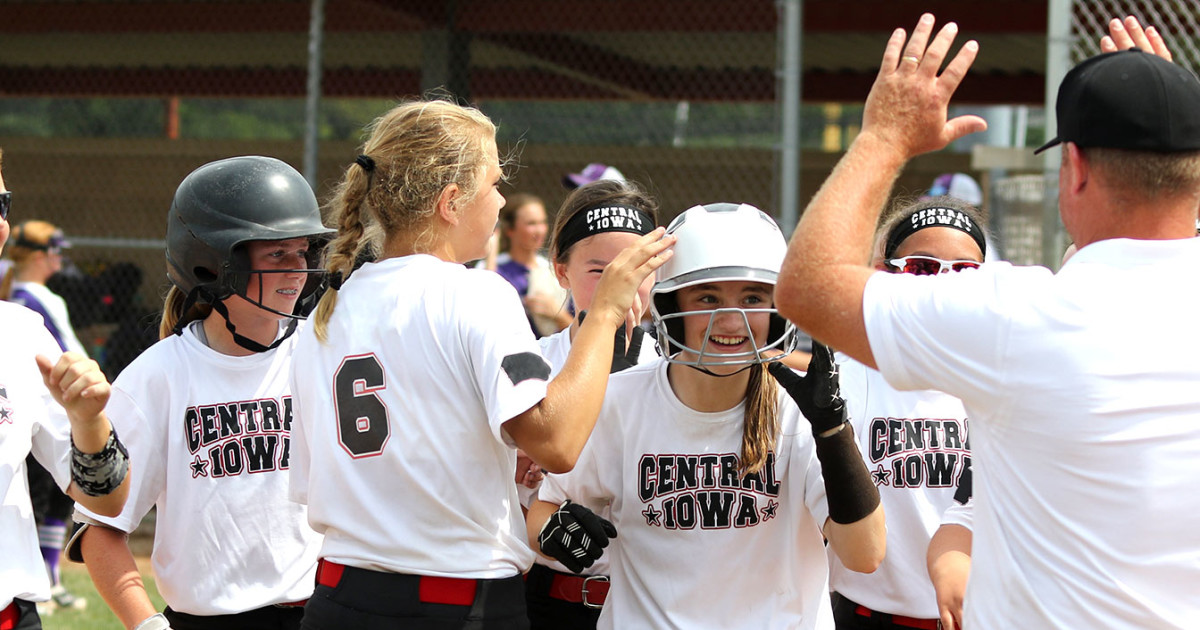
[642,504,662,527]
[0,406,12,424]
[190,456,210,478]
[760,499,779,521]
[872,464,892,487]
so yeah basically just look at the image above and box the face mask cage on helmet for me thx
[649,201,796,375]
[651,277,797,375]
[221,240,330,320]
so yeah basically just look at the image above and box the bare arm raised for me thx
[504,228,674,473]
[774,14,985,368]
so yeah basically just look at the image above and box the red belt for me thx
[1,601,19,630]
[548,574,609,609]
[316,559,478,607]
[854,604,939,630]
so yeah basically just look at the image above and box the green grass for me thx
[43,560,165,630]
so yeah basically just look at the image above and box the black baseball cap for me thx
[1035,49,1200,154]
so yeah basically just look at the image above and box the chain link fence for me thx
[0,1,980,375]
[990,0,1199,269]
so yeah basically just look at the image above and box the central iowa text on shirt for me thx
[184,396,294,475]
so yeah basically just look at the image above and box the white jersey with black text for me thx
[530,327,659,576]
[863,238,1200,629]
[74,322,320,616]
[0,302,70,608]
[830,356,971,619]
[539,359,834,630]
[290,255,547,578]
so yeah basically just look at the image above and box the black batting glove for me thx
[537,500,618,574]
[767,342,848,436]
[577,310,645,373]
[611,323,645,373]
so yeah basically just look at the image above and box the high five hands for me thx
[861,14,987,162]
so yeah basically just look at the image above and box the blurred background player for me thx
[562,163,626,190]
[0,146,130,630]
[491,193,571,337]
[292,99,672,629]
[2,220,90,614]
[523,178,661,629]
[72,156,330,630]
[829,195,983,630]
[528,203,884,629]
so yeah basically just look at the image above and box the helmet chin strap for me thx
[172,286,296,353]
[209,298,298,353]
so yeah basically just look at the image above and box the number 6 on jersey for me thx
[334,354,390,458]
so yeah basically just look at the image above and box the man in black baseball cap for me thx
[1035,49,1200,154]
[773,13,1200,628]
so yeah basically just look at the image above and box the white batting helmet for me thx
[650,202,797,372]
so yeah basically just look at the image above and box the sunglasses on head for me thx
[0,192,9,221]
[887,255,980,276]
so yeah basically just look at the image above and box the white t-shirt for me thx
[10,281,87,355]
[830,357,970,619]
[539,359,834,630]
[530,326,661,576]
[0,302,70,608]
[863,237,1200,629]
[941,498,973,530]
[290,255,547,578]
[75,322,320,615]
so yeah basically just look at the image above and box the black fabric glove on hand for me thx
[767,341,848,435]
[577,310,645,374]
[537,500,618,574]
[611,323,644,373]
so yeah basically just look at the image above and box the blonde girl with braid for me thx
[288,98,673,630]
[527,203,885,630]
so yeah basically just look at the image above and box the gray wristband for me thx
[71,428,130,497]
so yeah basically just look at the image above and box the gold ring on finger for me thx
[902,55,921,64]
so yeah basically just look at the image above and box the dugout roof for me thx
[0,0,1049,104]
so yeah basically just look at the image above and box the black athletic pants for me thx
[524,564,601,630]
[1,599,42,630]
[301,564,528,630]
[164,605,304,630]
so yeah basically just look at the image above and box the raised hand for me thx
[36,352,111,426]
[767,342,847,436]
[537,500,617,574]
[1100,16,1173,61]
[861,14,987,162]
[587,228,674,331]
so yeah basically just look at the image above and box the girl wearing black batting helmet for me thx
[72,155,332,630]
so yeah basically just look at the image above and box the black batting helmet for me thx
[166,155,333,316]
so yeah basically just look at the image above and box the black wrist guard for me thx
[71,428,130,497]
[814,424,880,524]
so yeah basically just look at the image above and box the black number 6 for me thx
[334,354,390,458]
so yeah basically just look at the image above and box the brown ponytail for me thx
[157,285,213,340]
[740,363,780,474]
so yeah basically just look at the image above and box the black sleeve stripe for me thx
[954,462,973,505]
[502,352,552,386]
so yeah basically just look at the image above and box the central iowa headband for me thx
[556,203,656,256]
[884,206,987,259]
